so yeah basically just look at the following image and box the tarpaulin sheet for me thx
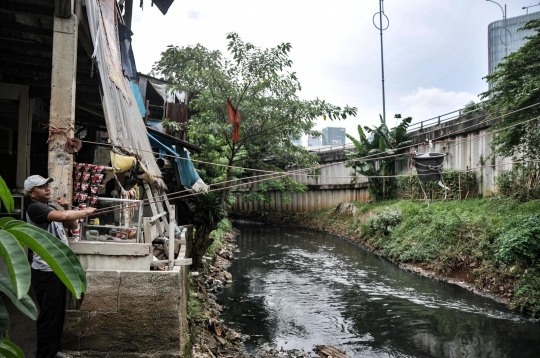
[86,0,162,179]
[130,81,146,118]
[147,132,200,187]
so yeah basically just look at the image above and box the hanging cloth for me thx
[226,99,241,143]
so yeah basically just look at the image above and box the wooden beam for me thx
[16,86,30,188]
[0,20,54,38]
[55,0,73,18]
[0,1,54,18]
[0,38,53,53]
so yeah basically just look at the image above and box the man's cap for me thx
[24,175,54,191]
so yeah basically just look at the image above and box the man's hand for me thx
[58,197,70,210]
[84,207,97,215]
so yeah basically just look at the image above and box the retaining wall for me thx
[64,269,189,357]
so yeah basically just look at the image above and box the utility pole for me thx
[373,0,389,125]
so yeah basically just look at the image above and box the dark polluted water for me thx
[217,223,540,358]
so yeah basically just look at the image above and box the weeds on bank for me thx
[188,218,232,324]
[206,218,232,257]
[187,275,207,323]
[347,197,540,315]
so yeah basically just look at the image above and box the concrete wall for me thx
[64,269,189,357]
[232,112,511,212]
[70,241,153,271]
[232,183,370,212]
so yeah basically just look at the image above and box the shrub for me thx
[495,215,540,266]
[397,170,478,201]
[512,268,540,316]
[365,208,401,236]
[495,167,540,202]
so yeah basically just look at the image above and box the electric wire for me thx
[80,103,540,216]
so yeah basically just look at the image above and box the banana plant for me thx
[346,114,412,201]
[0,176,86,357]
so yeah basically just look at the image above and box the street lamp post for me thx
[487,0,508,57]
[373,0,389,125]
[523,2,540,14]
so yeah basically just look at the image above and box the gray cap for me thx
[24,175,53,191]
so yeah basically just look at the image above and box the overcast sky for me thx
[131,0,538,142]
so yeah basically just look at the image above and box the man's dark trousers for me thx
[31,269,67,358]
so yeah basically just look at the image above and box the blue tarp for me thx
[130,81,146,118]
[147,133,200,187]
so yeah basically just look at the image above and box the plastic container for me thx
[415,153,445,182]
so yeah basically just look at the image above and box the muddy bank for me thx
[229,207,514,308]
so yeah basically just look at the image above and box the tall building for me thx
[322,127,346,146]
[307,136,322,147]
[488,11,540,75]
[291,138,303,146]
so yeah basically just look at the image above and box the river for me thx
[217,222,540,357]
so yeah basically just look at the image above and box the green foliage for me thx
[481,20,540,161]
[397,170,478,201]
[346,114,412,201]
[207,218,232,257]
[495,215,540,266]
[462,100,483,115]
[0,176,87,356]
[162,118,185,135]
[513,267,540,316]
[0,176,14,214]
[495,167,540,201]
[152,33,357,203]
[190,191,227,268]
[187,276,207,323]
[242,176,307,204]
[365,208,401,237]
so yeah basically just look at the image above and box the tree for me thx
[481,20,540,161]
[0,176,86,357]
[346,114,412,201]
[188,191,226,268]
[152,33,357,204]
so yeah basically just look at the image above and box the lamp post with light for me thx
[523,2,540,14]
[487,0,508,57]
[373,0,389,125]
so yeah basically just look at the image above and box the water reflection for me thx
[218,223,540,357]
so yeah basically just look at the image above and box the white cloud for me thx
[398,87,479,123]
[187,10,200,20]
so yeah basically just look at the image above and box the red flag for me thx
[226,100,241,143]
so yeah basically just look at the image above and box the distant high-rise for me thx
[488,11,540,75]
[322,127,346,146]
[307,136,322,147]
[291,138,302,146]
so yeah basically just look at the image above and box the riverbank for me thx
[230,197,540,317]
[189,228,325,358]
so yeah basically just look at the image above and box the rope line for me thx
[78,105,540,216]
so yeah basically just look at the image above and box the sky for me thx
[130,0,539,143]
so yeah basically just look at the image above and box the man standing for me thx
[24,175,96,358]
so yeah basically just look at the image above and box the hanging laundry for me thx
[226,99,241,143]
